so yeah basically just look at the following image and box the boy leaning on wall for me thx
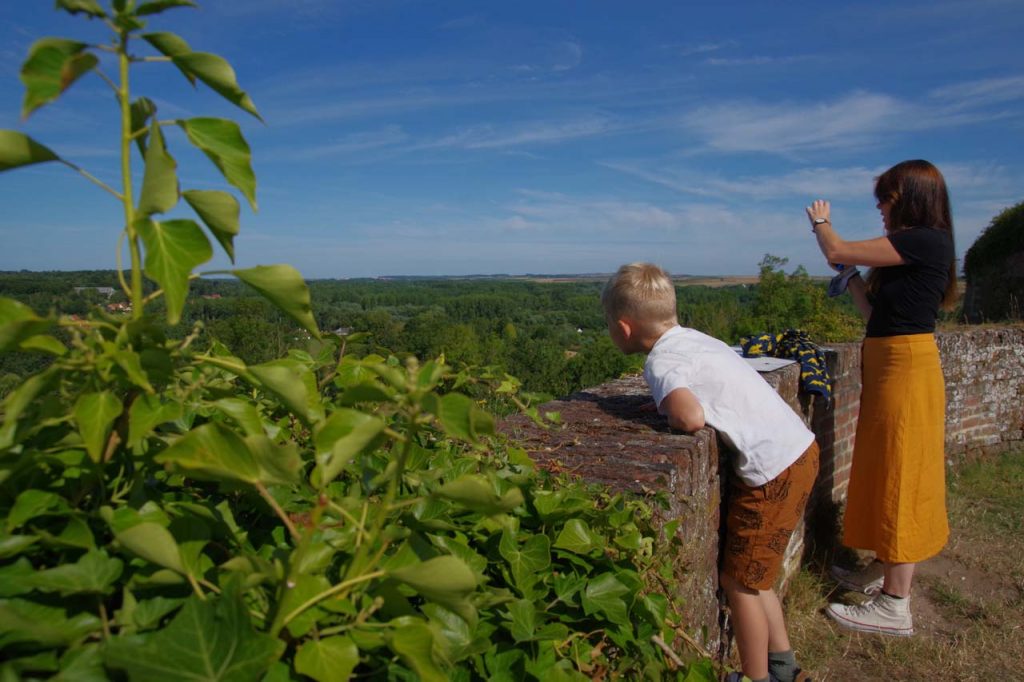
[602,263,819,682]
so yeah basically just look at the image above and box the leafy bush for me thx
[0,2,714,679]
[963,201,1024,322]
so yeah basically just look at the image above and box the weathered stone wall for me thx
[939,328,1024,458]
[501,327,1024,649]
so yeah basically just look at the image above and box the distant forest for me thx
[0,257,866,401]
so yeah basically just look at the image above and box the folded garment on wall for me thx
[740,329,832,401]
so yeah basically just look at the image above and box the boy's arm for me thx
[659,387,705,432]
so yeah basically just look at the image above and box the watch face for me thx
[814,218,827,224]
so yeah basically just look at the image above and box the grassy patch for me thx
[784,450,1024,681]
[949,450,1024,534]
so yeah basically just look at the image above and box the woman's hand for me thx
[806,199,831,231]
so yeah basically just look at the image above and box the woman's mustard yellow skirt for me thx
[843,333,949,563]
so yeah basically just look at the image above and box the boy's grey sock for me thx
[768,649,797,682]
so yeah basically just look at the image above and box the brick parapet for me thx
[499,327,1024,651]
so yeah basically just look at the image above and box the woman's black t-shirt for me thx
[866,227,955,338]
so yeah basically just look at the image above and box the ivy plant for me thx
[0,1,717,680]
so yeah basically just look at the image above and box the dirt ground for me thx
[782,451,1024,681]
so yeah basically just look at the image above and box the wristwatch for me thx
[812,218,829,225]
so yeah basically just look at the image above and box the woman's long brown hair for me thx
[866,159,958,309]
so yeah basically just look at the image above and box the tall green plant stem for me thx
[117,32,143,317]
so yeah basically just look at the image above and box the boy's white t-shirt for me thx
[643,325,815,487]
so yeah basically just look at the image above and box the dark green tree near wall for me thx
[963,201,1024,323]
[0,2,715,680]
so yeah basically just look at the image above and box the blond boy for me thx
[602,263,817,682]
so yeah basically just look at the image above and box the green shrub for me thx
[0,2,714,679]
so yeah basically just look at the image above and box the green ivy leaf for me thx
[553,519,601,555]
[439,392,495,442]
[7,490,64,531]
[128,394,183,450]
[142,31,193,59]
[0,599,101,648]
[435,475,524,515]
[276,574,331,638]
[53,643,108,681]
[508,599,537,642]
[104,590,283,681]
[0,297,53,351]
[155,422,260,485]
[245,434,301,487]
[179,118,256,209]
[313,408,385,487]
[233,265,320,338]
[55,0,107,17]
[112,522,186,575]
[580,573,632,627]
[498,531,550,599]
[17,333,66,356]
[106,345,155,393]
[183,189,239,262]
[0,534,39,559]
[0,559,35,597]
[389,556,478,624]
[248,359,323,424]
[129,596,185,631]
[130,97,157,155]
[295,635,358,681]
[173,53,262,121]
[0,368,58,451]
[388,622,447,682]
[72,391,123,463]
[137,218,213,325]
[212,397,264,437]
[20,38,95,118]
[136,0,198,16]
[28,550,123,596]
[137,121,179,217]
[0,130,60,172]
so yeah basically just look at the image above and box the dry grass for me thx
[784,451,1024,681]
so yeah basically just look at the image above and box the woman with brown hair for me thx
[805,159,957,636]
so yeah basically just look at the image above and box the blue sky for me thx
[1,0,1022,278]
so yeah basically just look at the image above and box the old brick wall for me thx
[500,327,1024,649]
[938,328,1024,459]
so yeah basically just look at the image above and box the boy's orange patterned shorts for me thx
[722,441,820,591]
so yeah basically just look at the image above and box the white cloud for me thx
[602,161,882,199]
[672,42,735,57]
[272,126,409,161]
[929,75,1024,108]
[412,117,617,151]
[681,91,906,153]
[705,55,815,67]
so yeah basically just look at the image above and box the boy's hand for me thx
[638,400,658,413]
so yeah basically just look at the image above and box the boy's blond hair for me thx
[602,263,678,327]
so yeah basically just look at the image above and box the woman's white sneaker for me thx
[826,593,914,636]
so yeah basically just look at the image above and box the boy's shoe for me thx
[826,592,914,636]
[829,560,884,594]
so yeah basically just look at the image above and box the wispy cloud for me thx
[930,75,1024,108]
[271,125,409,161]
[681,91,905,153]
[601,162,882,199]
[705,55,816,67]
[671,41,735,57]
[412,117,618,151]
